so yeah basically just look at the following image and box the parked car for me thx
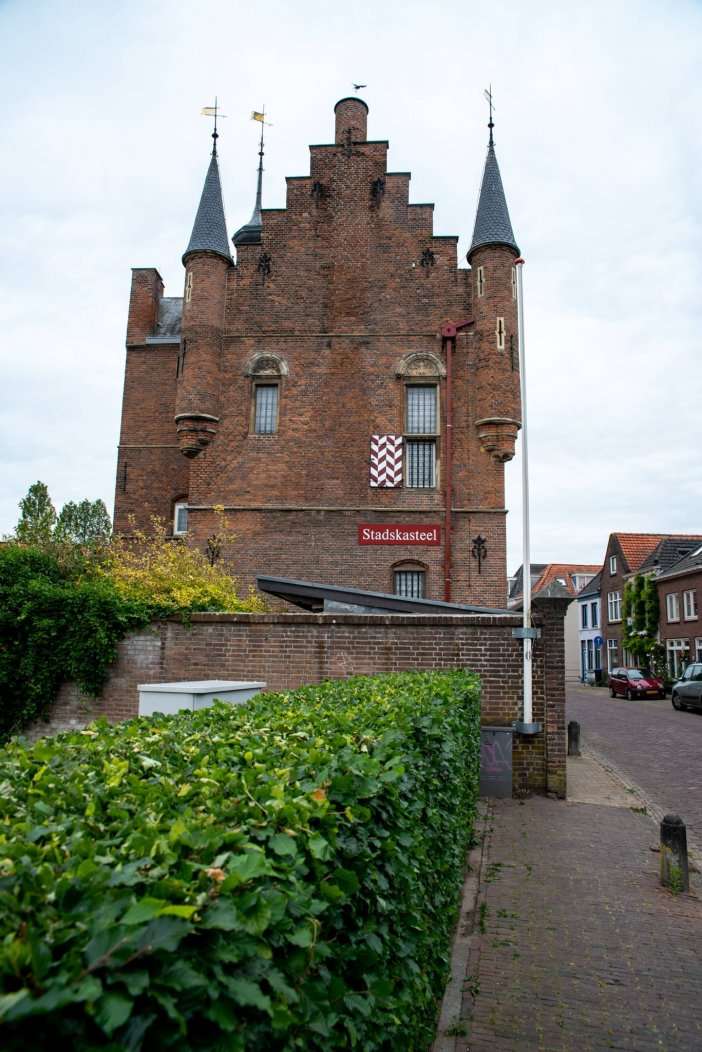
[608,667,665,699]
[671,663,702,712]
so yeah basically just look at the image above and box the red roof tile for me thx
[613,533,702,573]
[531,563,601,597]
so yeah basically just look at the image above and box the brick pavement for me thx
[435,761,702,1052]
[568,684,702,853]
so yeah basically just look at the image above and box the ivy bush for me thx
[0,671,481,1050]
[0,546,150,738]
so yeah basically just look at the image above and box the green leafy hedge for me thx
[0,671,481,1050]
[0,545,151,738]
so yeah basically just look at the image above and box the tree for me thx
[622,574,663,672]
[15,481,56,546]
[55,499,112,545]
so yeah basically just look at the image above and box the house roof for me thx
[531,564,600,598]
[577,569,602,599]
[509,563,599,603]
[183,153,232,265]
[610,532,702,574]
[656,544,702,583]
[256,575,514,616]
[638,536,702,575]
[467,140,519,259]
[614,533,670,573]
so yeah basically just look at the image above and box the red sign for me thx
[358,524,441,546]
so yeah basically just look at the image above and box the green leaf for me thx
[200,901,241,931]
[227,849,269,884]
[269,833,297,857]
[308,833,332,860]
[122,897,167,925]
[0,989,30,1020]
[160,904,198,919]
[287,923,313,948]
[95,992,133,1035]
[228,977,272,1012]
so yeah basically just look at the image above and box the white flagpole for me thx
[515,258,538,733]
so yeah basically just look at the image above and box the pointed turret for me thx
[176,123,231,458]
[468,110,521,465]
[467,137,519,261]
[233,114,265,247]
[183,152,232,264]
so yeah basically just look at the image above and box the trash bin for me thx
[479,726,513,798]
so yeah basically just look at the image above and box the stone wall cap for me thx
[138,680,266,693]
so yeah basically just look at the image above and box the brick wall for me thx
[34,597,568,797]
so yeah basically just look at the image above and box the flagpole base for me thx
[514,721,542,736]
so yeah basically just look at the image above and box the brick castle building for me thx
[114,97,522,606]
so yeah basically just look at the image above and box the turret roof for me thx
[468,140,519,259]
[183,153,232,265]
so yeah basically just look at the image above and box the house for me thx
[509,563,600,682]
[600,532,702,671]
[113,97,523,607]
[576,570,602,681]
[656,545,702,677]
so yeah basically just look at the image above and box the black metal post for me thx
[567,720,580,757]
[660,814,689,893]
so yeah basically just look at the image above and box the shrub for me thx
[101,515,265,616]
[0,671,481,1050]
[0,545,150,737]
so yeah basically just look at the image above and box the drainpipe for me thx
[440,319,471,602]
[513,259,541,735]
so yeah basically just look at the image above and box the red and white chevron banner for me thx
[370,434,403,487]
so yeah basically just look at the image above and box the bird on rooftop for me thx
[353,83,367,91]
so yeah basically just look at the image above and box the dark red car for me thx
[609,667,665,699]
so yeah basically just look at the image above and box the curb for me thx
[432,801,492,1051]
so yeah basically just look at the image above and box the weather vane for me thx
[483,85,495,145]
[201,97,227,155]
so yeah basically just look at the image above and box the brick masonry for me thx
[114,98,521,607]
[31,596,567,797]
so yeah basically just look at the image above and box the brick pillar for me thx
[127,268,163,343]
[334,97,368,143]
[534,594,571,798]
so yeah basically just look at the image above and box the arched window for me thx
[244,354,288,435]
[395,353,444,490]
[392,559,428,599]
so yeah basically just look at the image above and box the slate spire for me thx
[468,132,519,260]
[233,118,265,247]
[183,146,232,265]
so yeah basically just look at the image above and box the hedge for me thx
[0,671,481,1050]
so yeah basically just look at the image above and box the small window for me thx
[581,604,589,629]
[607,591,621,622]
[511,266,517,300]
[185,271,193,303]
[254,384,279,434]
[496,317,505,351]
[666,638,689,678]
[394,569,425,598]
[405,385,437,489]
[173,501,188,536]
[609,555,617,575]
[591,601,598,628]
[666,592,680,623]
[683,589,697,620]
[477,266,485,297]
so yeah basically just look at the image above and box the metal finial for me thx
[201,97,227,156]
[483,85,495,146]
[251,107,271,215]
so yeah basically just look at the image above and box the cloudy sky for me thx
[1,0,700,574]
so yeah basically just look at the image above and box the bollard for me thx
[660,814,689,893]
[567,720,581,757]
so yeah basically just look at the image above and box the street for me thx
[567,683,702,852]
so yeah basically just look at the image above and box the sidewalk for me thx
[434,755,702,1052]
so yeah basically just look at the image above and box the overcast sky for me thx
[1,0,700,574]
